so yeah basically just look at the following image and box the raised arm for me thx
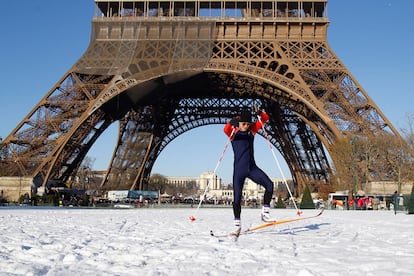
[224,117,239,137]
[250,111,269,135]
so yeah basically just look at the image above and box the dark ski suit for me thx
[224,111,274,219]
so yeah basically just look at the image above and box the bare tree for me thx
[397,112,414,183]
[330,132,413,194]
[329,137,354,192]
[72,157,96,189]
[400,113,414,154]
[148,173,169,193]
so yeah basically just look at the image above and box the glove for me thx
[230,118,239,127]
[252,104,261,116]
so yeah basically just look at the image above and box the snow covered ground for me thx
[0,206,413,276]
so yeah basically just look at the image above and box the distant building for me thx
[207,177,292,202]
[165,171,223,190]
[365,181,413,195]
[165,176,199,189]
[165,172,292,202]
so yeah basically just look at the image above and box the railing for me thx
[94,0,328,21]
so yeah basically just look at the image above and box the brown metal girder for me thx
[60,115,114,181]
[70,73,99,101]
[131,133,156,191]
[288,126,330,185]
[100,106,163,191]
[204,66,341,141]
[297,113,335,149]
[109,130,152,190]
[27,72,103,177]
[262,107,330,188]
[36,76,143,184]
[1,71,78,147]
[39,108,108,187]
[301,69,370,132]
[216,83,336,151]
[299,62,401,139]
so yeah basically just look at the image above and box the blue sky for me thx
[1,0,413,184]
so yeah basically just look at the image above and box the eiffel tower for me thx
[0,0,401,200]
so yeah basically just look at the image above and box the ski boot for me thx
[261,205,272,222]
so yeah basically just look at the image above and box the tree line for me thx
[329,113,414,193]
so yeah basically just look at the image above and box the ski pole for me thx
[256,113,302,216]
[189,127,236,221]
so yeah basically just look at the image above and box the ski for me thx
[210,230,242,238]
[210,208,324,238]
[210,230,241,242]
[244,208,324,233]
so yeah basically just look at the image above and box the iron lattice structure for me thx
[0,0,401,193]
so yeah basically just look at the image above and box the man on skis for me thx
[223,106,274,236]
